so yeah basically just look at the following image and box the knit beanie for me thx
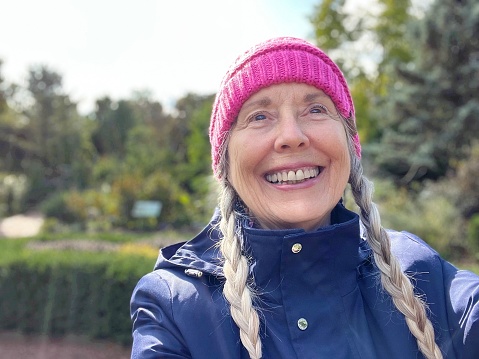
[209,36,361,179]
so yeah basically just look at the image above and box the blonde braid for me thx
[218,180,262,359]
[348,152,443,359]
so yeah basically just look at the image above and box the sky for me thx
[0,0,320,114]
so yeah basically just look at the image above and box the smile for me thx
[265,167,321,185]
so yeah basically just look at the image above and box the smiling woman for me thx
[228,83,350,231]
[130,37,479,359]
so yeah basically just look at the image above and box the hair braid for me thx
[348,152,443,359]
[218,180,262,359]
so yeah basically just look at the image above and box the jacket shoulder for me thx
[387,230,442,270]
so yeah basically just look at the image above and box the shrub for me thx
[468,214,479,257]
[0,238,155,345]
[40,191,78,223]
[40,188,121,231]
[365,178,464,260]
[455,141,479,218]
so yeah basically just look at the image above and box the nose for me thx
[274,113,309,152]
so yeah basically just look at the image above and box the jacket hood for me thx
[153,209,224,275]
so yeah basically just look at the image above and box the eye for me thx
[310,105,328,114]
[249,112,267,122]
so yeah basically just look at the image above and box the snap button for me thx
[297,318,308,330]
[185,269,203,278]
[291,243,302,253]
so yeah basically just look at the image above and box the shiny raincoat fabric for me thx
[130,204,479,358]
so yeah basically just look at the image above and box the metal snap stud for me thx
[297,318,308,330]
[292,243,302,254]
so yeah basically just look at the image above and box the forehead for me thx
[240,83,334,111]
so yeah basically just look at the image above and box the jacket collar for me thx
[243,204,366,297]
[154,204,371,283]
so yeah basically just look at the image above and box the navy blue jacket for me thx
[130,205,479,358]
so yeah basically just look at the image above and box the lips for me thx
[265,166,321,184]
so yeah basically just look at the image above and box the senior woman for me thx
[130,37,479,359]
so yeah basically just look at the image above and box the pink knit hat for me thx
[209,36,361,179]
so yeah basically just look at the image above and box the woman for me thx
[130,37,479,359]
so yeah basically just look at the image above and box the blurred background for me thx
[0,0,478,357]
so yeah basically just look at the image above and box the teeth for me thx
[296,169,304,181]
[266,167,320,184]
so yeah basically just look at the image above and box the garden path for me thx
[0,212,44,238]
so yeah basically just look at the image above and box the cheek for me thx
[318,127,351,179]
[228,144,250,189]
[314,127,349,158]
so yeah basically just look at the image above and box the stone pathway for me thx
[0,212,44,238]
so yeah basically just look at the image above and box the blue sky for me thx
[0,0,319,113]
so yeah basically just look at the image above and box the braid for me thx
[348,153,443,359]
[215,110,441,358]
[218,180,262,359]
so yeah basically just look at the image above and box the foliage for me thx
[117,242,158,259]
[0,242,153,345]
[370,178,466,261]
[468,214,479,257]
[311,0,357,53]
[454,141,479,219]
[0,60,5,113]
[372,0,479,183]
[0,173,28,216]
[310,0,416,144]
[0,61,217,229]
[91,98,137,157]
[40,191,79,224]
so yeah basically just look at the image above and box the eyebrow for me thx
[241,91,330,111]
[241,97,272,111]
[303,92,329,103]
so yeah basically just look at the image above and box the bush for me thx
[455,141,479,218]
[0,238,155,345]
[40,188,121,231]
[468,214,479,257]
[367,178,464,260]
[40,191,78,223]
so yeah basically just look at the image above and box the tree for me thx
[17,66,95,205]
[180,94,215,213]
[373,0,479,184]
[0,59,5,113]
[22,66,88,169]
[309,0,416,144]
[91,97,137,157]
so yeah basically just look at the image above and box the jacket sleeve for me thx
[130,271,191,359]
[442,260,479,359]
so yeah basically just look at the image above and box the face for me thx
[227,82,351,231]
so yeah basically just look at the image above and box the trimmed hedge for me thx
[0,238,156,345]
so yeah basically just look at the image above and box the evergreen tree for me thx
[373,0,479,184]
[310,0,416,144]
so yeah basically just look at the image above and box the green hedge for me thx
[0,238,155,345]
